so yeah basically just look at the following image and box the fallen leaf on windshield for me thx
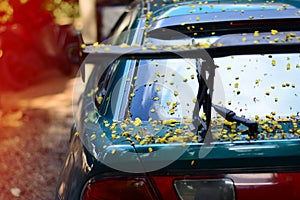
[133,118,142,127]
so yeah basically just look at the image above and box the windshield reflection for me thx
[214,53,300,119]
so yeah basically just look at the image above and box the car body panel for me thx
[56,0,300,199]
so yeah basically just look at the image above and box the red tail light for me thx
[152,173,300,200]
[82,177,156,200]
[82,173,300,200]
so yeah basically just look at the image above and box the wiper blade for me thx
[191,38,215,142]
[191,102,208,142]
[212,104,259,137]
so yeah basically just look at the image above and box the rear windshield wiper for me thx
[191,38,214,142]
[212,104,259,137]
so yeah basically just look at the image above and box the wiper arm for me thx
[212,104,259,137]
[191,38,215,142]
[191,102,208,142]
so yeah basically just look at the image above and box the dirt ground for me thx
[0,70,76,200]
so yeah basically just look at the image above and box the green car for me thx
[56,0,300,199]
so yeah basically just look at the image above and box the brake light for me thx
[152,173,300,200]
[82,177,156,200]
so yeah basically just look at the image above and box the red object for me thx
[82,177,157,200]
[82,173,300,200]
[152,173,300,200]
[0,0,79,90]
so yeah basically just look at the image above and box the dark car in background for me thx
[0,0,79,90]
[56,0,300,199]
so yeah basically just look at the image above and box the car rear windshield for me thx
[124,52,300,141]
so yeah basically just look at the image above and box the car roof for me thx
[146,0,300,12]
[150,1,299,17]
[144,0,300,31]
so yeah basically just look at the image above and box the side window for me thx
[95,63,117,109]
[96,59,129,118]
[106,5,140,44]
[108,11,131,38]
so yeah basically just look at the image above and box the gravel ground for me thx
[0,71,75,200]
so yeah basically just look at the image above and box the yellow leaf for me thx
[271,29,278,35]
[191,160,195,166]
